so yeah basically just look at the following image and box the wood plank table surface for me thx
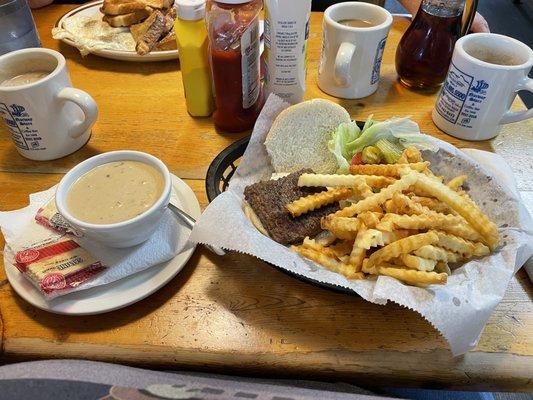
[1,6,532,392]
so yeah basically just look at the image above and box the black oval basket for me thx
[205,136,250,202]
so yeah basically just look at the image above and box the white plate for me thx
[4,174,200,315]
[54,0,179,62]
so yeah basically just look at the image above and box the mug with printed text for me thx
[318,2,393,99]
[0,48,97,160]
[432,33,533,141]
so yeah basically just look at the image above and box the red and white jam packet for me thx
[7,195,107,299]
[35,197,79,236]
[13,235,106,298]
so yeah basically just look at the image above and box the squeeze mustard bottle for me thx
[206,0,264,132]
[174,0,214,117]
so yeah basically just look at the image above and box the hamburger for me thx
[244,99,350,243]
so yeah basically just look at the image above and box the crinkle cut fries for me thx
[287,147,498,287]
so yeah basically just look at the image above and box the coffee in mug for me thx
[318,2,393,99]
[466,48,522,66]
[337,19,376,28]
[1,70,49,87]
[432,33,533,141]
[0,48,98,160]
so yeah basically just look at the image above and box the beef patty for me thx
[244,169,339,244]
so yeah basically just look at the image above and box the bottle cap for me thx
[214,0,251,4]
[175,0,205,20]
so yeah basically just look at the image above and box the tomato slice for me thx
[351,152,364,165]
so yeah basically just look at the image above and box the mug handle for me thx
[334,42,356,87]
[56,88,98,138]
[500,77,533,124]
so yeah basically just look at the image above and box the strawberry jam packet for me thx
[14,235,106,299]
[35,197,79,236]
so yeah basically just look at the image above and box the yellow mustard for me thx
[174,0,213,117]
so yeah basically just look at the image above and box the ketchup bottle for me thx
[206,0,264,132]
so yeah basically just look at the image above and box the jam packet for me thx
[9,196,106,299]
[13,234,106,298]
[35,197,79,235]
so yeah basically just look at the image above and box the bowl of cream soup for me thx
[56,151,171,248]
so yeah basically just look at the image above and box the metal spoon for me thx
[168,203,226,256]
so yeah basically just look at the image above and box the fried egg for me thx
[52,16,136,55]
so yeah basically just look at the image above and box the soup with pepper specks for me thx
[66,161,164,224]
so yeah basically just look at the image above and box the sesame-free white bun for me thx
[265,99,351,174]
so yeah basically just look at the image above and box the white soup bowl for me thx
[56,151,171,248]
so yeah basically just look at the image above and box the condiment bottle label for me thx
[264,0,312,103]
[240,17,261,109]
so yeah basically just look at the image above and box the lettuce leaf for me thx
[393,132,440,152]
[328,115,440,169]
[362,114,374,131]
[345,117,420,155]
[327,122,361,173]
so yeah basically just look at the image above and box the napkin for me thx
[190,95,533,356]
[0,185,189,298]
[459,148,533,282]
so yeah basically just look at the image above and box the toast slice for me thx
[135,10,166,55]
[136,0,173,9]
[100,0,147,16]
[130,12,156,42]
[154,29,177,51]
[166,6,176,19]
[131,10,175,53]
[103,9,150,27]
[162,10,174,33]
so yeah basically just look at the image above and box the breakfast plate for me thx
[4,174,200,315]
[54,1,265,62]
[53,0,179,62]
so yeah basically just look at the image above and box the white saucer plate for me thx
[4,174,200,315]
[54,0,179,62]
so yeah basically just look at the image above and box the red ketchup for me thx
[206,0,264,132]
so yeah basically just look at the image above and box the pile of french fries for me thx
[288,147,500,287]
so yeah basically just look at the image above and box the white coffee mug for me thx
[0,48,97,160]
[432,33,533,141]
[318,2,393,99]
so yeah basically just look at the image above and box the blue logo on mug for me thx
[471,80,489,93]
[10,104,26,117]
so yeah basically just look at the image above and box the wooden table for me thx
[1,7,532,392]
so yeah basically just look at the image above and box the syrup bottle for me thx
[395,0,476,90]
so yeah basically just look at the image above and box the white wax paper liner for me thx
[190,95,533,356]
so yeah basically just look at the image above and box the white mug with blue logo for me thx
[0,48,97,160]
[318,2,392,99]
[433,33,533,141]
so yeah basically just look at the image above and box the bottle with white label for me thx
[264,0,311,103]
[206,0,264,132]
